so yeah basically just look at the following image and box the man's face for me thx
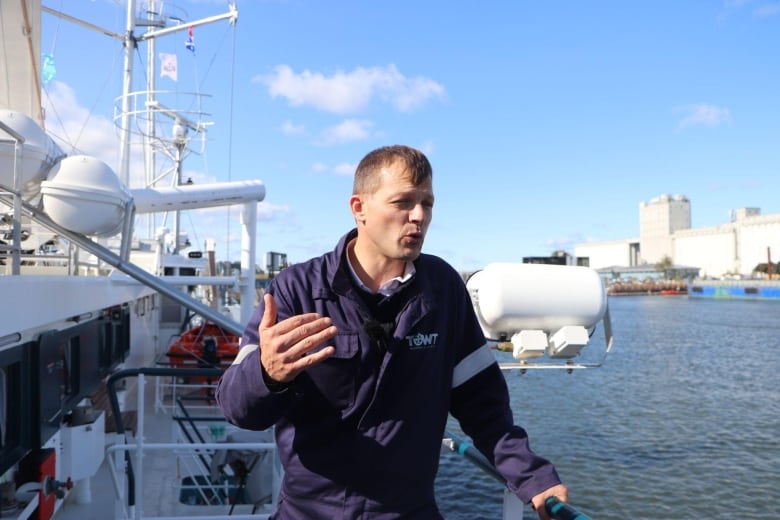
[353,161,434,263]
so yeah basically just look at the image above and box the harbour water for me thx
[435,295,780,519]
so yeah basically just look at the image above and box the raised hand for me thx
[259,293,337,384]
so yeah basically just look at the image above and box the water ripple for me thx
[436,297,780,519]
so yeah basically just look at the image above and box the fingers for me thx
[530,499,549,520]
[260,293,277,330]
[258,293,338,383]
[262,313,337,357]
[531,484,568,520]
[295,345,335,367]
[278,319,338,360]
[261,293,331,339]
[260,294,332,345]
[262,326,336,383]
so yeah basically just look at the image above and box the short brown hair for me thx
[352,145,432,195]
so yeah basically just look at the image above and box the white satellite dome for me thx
[41,155,132,237]
[0,110,65,200]
[467,263,607,340]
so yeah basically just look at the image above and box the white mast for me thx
[117,0,137,187]
[144,1,159,243]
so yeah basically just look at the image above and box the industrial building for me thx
[574,194,780,278]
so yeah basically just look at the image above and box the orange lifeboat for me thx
[166,323,240,381]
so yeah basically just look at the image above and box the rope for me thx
[183,15,239,262]
[40,1,124,155]
[45,0,62,56]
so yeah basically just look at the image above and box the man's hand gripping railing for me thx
[545,496,593,520]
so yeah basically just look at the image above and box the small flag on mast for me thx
[185,26,195,54]
[41,53,57,83]
[160,53,178,81]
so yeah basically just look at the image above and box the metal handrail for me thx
[443,431,594,520]
[545,497,593,520]
[105,366,277,519]
[107,367,223,509]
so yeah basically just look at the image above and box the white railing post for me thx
[135,373,146,519]
[502,489,524,520]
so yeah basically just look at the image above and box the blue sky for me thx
[40,1,780,271]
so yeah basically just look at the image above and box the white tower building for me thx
[639,194,691,264]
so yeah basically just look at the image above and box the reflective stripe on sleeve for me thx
[452,343,495,388]
[232,343,259,365]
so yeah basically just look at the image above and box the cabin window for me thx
[61,340,73,399]
[39,331,75,425]
[0,345,30,477]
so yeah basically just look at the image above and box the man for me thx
[216,145,567,519]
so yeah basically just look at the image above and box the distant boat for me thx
[688,279,780,300]
[607,281,687,296]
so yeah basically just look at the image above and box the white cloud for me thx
[256,64,445,114]
[257,201,291,221]
[722,0,780,16]
[43,81,120,168]
[753,2,780,16]
[281,120,306,135]
[42,81,228,189]
[419,141,435,157]
[332,162,356,176]
[676,103,732,129]
[41,81,162,187]
[37,80,283,263]
[316,119,373,145]
[310,162,356,177]
[545,234,584,254]
[180,167,218,185]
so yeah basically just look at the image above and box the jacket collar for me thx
[323,230,438,323]
[327,229,360,298]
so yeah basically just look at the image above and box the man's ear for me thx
[350,194,365,222]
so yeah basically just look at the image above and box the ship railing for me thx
[105,367,279,519]
[0,194,128,277]
[0,246,97,276]
[442,431,526,519]
[442,431,594,520]
[152,356,225,414]
[108,369,594,520]
[114,90,212,156]
[154,377,221,414]
[0,250,69,274]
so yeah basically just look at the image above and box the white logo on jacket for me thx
[405,332,439,349]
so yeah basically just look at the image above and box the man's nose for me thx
[409,203,425,222]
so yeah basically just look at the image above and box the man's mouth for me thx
[402,232,423,244]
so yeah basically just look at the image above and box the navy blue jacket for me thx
[216,230,561,519]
